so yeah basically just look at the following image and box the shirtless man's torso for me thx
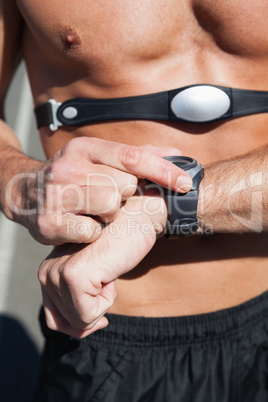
[1,1,268,400]
[11,0,267,317]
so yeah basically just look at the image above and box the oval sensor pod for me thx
[171,85,231,122]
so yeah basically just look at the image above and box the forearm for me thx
[198,145,268,233]
[0,119,43,222]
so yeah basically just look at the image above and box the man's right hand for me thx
[38,183,170,338]
[5,137,192,245]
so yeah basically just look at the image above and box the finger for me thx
[42,290,109,338]
[84,164,138,199]
[76,316,110,338]
[79,196,167,286]
[39,214,102,245]
[50,154,137,198]
[42,247,116,332]
[69,138,193,192]
[61,186,122,223]
[58,272,116,331]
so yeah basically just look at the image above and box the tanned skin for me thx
[0,0,267,337]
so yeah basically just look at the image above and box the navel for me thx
[59,27,81,51]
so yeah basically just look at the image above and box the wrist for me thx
[197,157,260,234]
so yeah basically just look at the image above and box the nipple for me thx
[60,27,81,51]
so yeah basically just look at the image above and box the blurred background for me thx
[0,62,51,401]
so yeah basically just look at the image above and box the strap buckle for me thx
[48,99,62,131]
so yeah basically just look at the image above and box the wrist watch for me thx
[162,156,204,238]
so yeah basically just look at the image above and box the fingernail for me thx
[176,176,192,192]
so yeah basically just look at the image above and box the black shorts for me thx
[33,291,268,402]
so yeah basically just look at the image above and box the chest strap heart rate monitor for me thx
[35,84,268,131]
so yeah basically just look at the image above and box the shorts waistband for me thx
[89,291,268,347]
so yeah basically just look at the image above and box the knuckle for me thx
[37,215,59,243]
[101,189,121,216]
[76,224,97,243]
[37,214,50,235]
[158,160,170,182]
[67,218,101,243]
[63,137,83,153]
[71,303,94,329]
[52,148,64,161]
[85,136,100,149]
[121,176,138,198]
[90,222,102,241]
[45,315,57,331]
[48,159,69,181]
[38,262,47,285]
[62,263,76,285]
[79,229,95,243]
[122,195,143,214]
[76,314,91,329]
[69,137,100,160]
[46,264,59,286]
[120,145,143,170]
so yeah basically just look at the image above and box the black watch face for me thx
[172,161,188,168]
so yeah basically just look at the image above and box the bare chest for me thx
[17,0,268,71]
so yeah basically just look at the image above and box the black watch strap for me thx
[164,189,200,238]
